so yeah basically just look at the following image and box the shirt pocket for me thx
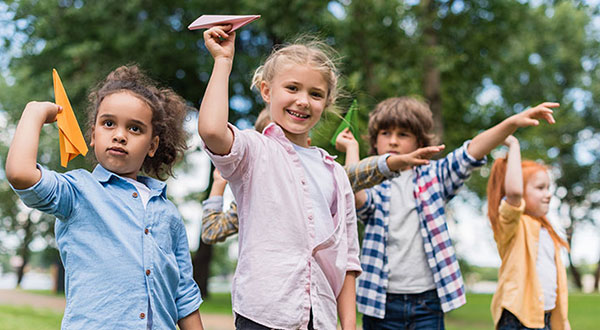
[152,213,178,254]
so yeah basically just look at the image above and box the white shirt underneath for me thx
[536,227,557,311]
[387,170,436,294]
[292,144,335,244]
[123,177,151,209]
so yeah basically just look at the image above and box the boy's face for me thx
[90,92,159,180]
[375,126,419,156]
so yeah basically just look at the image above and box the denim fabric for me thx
[498,309,551,330]
[13,165,202,329]
[362,289,444,330]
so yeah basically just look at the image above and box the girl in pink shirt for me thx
[197,26,361,329]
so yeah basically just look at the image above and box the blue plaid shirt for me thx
[356,141,486,318]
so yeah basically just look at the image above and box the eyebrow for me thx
[98,114,149,129]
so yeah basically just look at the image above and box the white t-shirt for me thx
[292,144,335,244]
[123,177,151,209]
[536,227,557,311]
[387,170,436,294]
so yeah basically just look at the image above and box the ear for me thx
[147,135,160,157]
[90,126,95,148]
[260,81,271,104]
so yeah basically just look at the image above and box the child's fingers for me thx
[538,102,560,108]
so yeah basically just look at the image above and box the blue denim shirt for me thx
[13,164,202,329]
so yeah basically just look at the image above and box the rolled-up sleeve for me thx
[174,221,202,320]
[202,124,254,182]
[12,165,75,221]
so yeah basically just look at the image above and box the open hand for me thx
[511,102,558,128]
[387,144,445,171]
[203,25,236,61]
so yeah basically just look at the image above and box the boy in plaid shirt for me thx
[356,97,557,329]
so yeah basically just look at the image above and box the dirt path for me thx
[0,289,235,329]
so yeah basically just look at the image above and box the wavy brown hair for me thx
[367,97,437,155]
[86,65,189,180]
[487,158,569,249]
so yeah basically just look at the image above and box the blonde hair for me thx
[487,158,569,249]
[254,108,271,133]
[251,37,340,108]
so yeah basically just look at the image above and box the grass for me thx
[3,292,599,329]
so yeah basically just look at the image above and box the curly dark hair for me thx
[86,65,189,180]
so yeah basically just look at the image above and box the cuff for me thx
[378,154,401,179]
[11,164,49,206]
[202,196,224,211]
[461,140,487,167]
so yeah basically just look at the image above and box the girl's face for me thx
[260,63,328,147]
[90,91,159,179]
[524,170,552,218]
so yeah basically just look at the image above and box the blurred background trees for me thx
[1,0,599,294]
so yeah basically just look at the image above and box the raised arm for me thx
[468,102,557,160]
[197,25,236,155]
[335,128,360,165]
[6,101,62,189]
[503,136,523,207]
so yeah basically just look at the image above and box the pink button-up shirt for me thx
[204,123,362,329]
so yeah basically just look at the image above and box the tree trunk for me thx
[565,224,583,290]
[421,0,444,140]
[193,242,213,298]
[594,257,600,292]
[54,255,65,293]
[15,219,34,287]
[192,162,216,298]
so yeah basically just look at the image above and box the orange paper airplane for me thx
[53,69,88,167]
[188,15,260,32]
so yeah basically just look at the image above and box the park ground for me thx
[1,290,600,330]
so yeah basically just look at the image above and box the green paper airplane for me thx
[330,99,359,146]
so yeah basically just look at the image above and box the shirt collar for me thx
[263,123,337,164]
[92,164,167,196]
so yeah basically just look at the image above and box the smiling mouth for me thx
[286,109,310,119]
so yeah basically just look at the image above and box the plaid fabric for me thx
[201,197,239,244]
[201,155,396,244]
[356,141,486,318]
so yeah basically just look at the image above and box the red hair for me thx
[487,158,569,249]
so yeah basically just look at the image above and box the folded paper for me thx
[53,69,88,167]
[330,99,360,147]
[188,15,260,32]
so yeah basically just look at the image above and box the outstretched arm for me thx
[197,25,236,155]
[468,102,557,160]
[6,101,62,189]
[503,136,523,207]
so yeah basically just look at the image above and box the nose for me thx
[112,128,127,144]
[295,92,309,109]
[389,134,399,145]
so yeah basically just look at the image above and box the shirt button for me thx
[144,228,149,235]
[301,179,306,185]
[308,214,314,220]
[139,313,146,319]
[146,269,151,276]
[132,192,138,198]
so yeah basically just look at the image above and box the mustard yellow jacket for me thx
[491,200,570,330]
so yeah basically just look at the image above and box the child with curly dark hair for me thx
[6,65,204,330]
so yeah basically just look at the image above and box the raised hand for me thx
[335,128,359,153]
[25,101,63,124]
[502,135,518,148]
[510,102,558,128]
[203,25,236,61]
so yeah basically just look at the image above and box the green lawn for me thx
[2,292,599,329]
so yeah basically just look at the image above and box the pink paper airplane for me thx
[188,15,260,32]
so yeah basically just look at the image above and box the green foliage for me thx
[1,0,600,280]
[0,305,62,330]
